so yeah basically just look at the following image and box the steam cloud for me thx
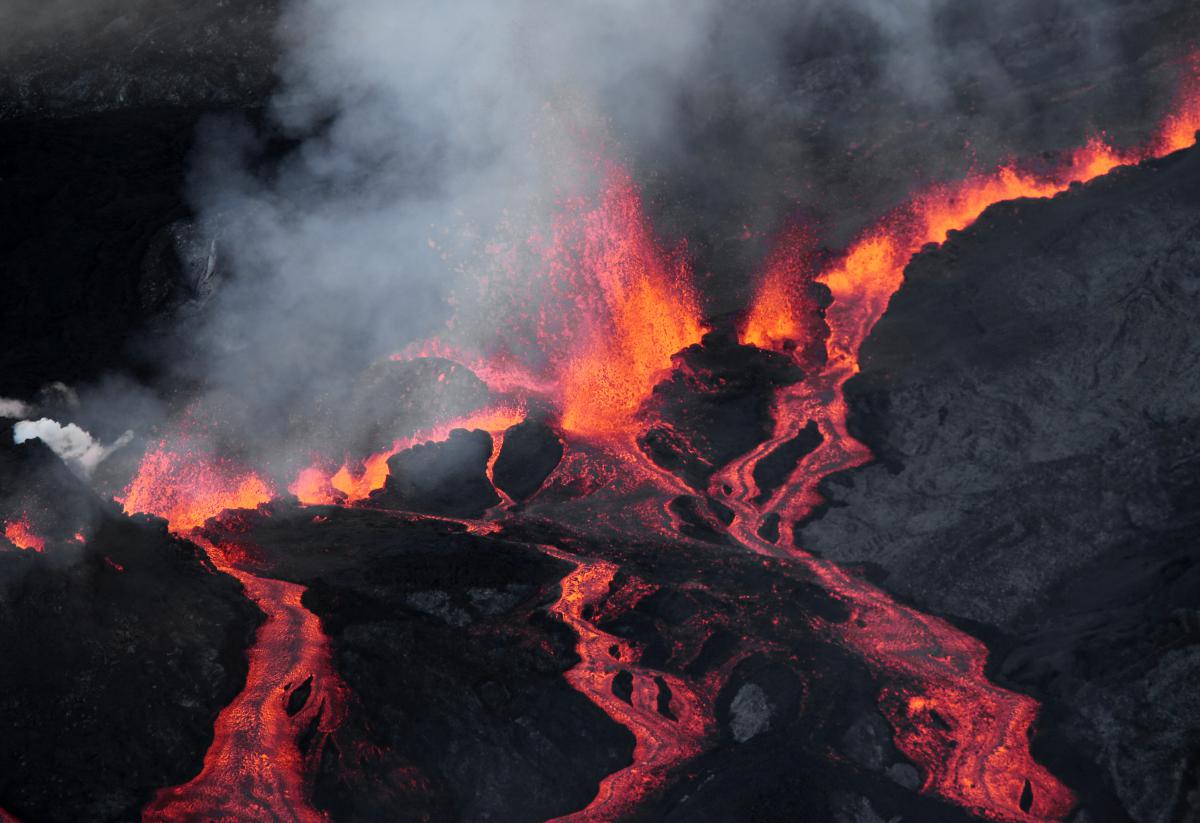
[13,418,133,477]
[0,399,31,419]
[21,0,1172,474]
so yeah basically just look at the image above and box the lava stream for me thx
[540,548,713,822]
[122,445,345,822]
[721,61,1200,823]
[143,537,346,823]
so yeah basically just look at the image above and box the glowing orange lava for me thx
[3,518,45,553]
[550,171,707,436]
[142,538,346,823]
[739,224,825,363]
[289,403,526,506]
[121,446,344,822]
[541,549,714,822]
[722,56,1200,823]
[119,444,275,533]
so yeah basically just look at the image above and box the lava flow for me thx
[718,59,1200,823]
[542,549,714,822]
[121,443,345,822]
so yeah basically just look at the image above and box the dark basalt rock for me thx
[752,420,823,505]
[492,418,563,502]
[800,144,1200,821]
[371,428,500,518]
[0,108,212,395]
[640,330,804,489]
[0,438,259,823]
[209,505,634,823]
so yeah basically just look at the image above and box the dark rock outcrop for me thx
[371,428,500,518]
[640,330,804,489]
[0,438,259,822]
[492,418,563,502]
[799,144,1200,821]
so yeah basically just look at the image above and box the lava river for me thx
[109,57,1200,823]
[718,60,1200,823]
[121,444,346,823]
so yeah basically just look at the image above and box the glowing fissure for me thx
[120,447,345,823]
[721,64,1200,822]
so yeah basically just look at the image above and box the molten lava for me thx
[719,55,1200,823]
[547,171,707,436]
[405,167,706,441]
[541,549,713,822]
[142,537,346,823]
[3,517,45,553]
[120,445,344,823]
[289,403,526,506]
[120,444,275,533]
[738,223,826,364]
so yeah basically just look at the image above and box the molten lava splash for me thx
[739,224,826,364]
[3,517,45,553]
[121,446,345,822]
[289,403,526,506]
[722,55,1200,823]
[119,443,275,533]
[549,170,707,437]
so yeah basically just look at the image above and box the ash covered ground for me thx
[2,3,1200,823]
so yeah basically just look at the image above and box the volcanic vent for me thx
[3,4,1200,823]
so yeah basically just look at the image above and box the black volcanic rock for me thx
[371,428,501,518]
[799,145,1200,821]
[210,505,634,823]
[640,330,804,489]
[752,420,823,504]
[492,418,563,502]
[0,109,212,395]
[0,439,259,822]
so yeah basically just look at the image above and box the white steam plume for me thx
[13,418,134,477]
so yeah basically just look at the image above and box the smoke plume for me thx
[13,418,133,477]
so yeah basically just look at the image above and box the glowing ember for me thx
[3,517,45,553]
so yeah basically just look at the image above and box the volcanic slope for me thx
[799,138,1200,822]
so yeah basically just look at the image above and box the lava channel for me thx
[121,444,346,822]
[718,58,1200,823]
